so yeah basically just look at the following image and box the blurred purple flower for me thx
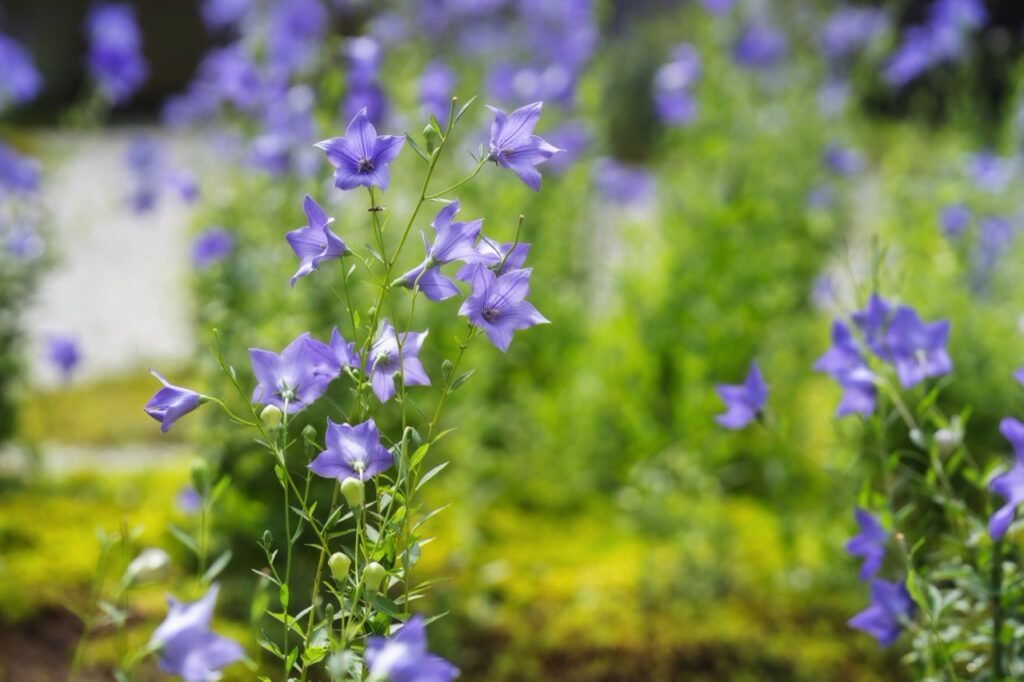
[988,417,1024,540]
[249,333,337,412]
[286,195,346,285]
[267,0,326,76]
[399,200,485,301]
[848,578,913,647]
[543,123,588,175]
[845,508,886,580]
[176,486,202,514]
[805,184,834,210]
[420,60,456,123]
[487,102,560,191]
[939,204,971,238]
[733,24,787,69]
[653,43,701,127]
[0,142,40,195]
[150,584,243,681]
[366,615,459,682]
[308,418,393,482]
[459,265,548,352]
[884,305,951,388]
[883,27,935,87]
[967,151,1014,193]
[714,362,767,429]
[700,0,734,14]
[851,293,892,357]
[85,4,148,104]
[316,108,405,191]
[823,143,863,176]
[192,228,234,269]
[592,158,655,206]
[0,35,42,107]
[201,0,252,31]
[813,321,876,417]
[46,335,80,380]
[819,8,886,61]
[366,322,430,403]
[144,370,203,432]
[817,79,850,118]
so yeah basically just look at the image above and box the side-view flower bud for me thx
[125,547,171,584]
[261,404,283,430]
[934,428,961,456]
[328,552,351,581]
[362,561,386,592]
[341,476,366,508]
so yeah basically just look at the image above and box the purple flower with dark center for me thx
[144,370,203,433]
[150,584,243,682]
[308,418,393,482]
[366,322,430,403]
[884,305,952,388]
[249,333,337,412]
[192,228,234,269]
[459,266,548,352]
[823,144,863,176]
[420,60,456,123]
[592,158,655,206]
[0,35,42,108]
[399,200,484,301]
[486,102,561,192]
[0,142,40,196]
[819,8,886,61]
[813,321,876,417]
[315,108,405,191]
[286,195,346,285]
[939,204,971,238]
[714,362,767,429]
[46,335,80,380]
[201,0,251,31]
[988,417,1024,540]
[848,578,914,647]
[85,4,148,104]
[365,615,459,682]
[652,43,700,127]
[851,294,892,357]
[845,508,887,580]
[733,24,787,69]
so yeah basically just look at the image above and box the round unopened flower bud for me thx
[328,552,351,581]
[423,125,439,154]
[261,404,283,430]
[362,562,386,592]
[935,428,960,456]
[340,477,365,508]
[125,547,171,584]
[190,458,209,494]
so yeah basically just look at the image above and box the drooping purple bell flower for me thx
[845,508,887,581]
[144,370,204,433]
[714,362,767,429]
[988,417,1024,541]
[308,418,393,482]
[85,4,148,104]
[192,228,234,270]
[884,305,952,388]
[398,200,485,301]
[0,35,42,108]
[459,265,548,352]
[150,584,243,682]
[366,322,431,403]
[365,615,459,682]
[316,108,405,191]
[286,195,346,285]
[249,333,337,413]
[486,101,561,192]
[848,578,914,647]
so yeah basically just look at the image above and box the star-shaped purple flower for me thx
[845,507,887,581]
[365,615,459,682]
[149,584,243,682]
[848,578,914,647]
[851,293,892,357]
[884,305,952,388]
[144,370,203,433]
[249,333,338,413]
[315,108,405,191]
[286,195,346,285]
[988,417,1024,540]
[813,321,877,417]
[458,265,548,352]
[366,322,431,403]
[714,362,767,429]
[486,101,561,191]
[308,418,393,482]
[398,200,485,301]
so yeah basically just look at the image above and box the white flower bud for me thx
[125,547,171,584]
[362,562,386,592]
[328,552,351,581]
[261,404,283,430]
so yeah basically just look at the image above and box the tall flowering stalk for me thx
[144,95,555,680]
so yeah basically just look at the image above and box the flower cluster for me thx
[85,3,149,104]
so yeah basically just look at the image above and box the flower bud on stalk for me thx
[341,477,365,508]
[423,125,439,154]
[191,458,209,494]
[329,552,351,581]
[362,562,386,592]
[934,428,960,457]
[260,404,283,430]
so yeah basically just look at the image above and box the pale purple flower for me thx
[176,486,202,514]
[249,333,337,412]
[192,228,234,269]
[315,108,405,191]
[988,417,1024,540]
[420,60,456,123]
[367,323,430,403]
[593,158,655,205]
[805,184,834,210]
[144,370,203,433]
[714,362,767,429]
[85,4,148,104]
[845,508,886,581]
[939,204,971,238]
[700,0,734,14]
[286,195,346,285]
[166,169,199,204]
[365,615,459,682]
[0,142,40,196]
[968,151,1014,193]
[459,266,548,352]
[823,144,863,176]
[456,238,529,282]
[0,35,42,107]
[813,321,876,417]
[399,200,484,301]
[150,584,243,682]
[851,294,892,357]
[819,8,886,61]
[733,24,787,69]
[201,0,251,31]
[884,306,952,388]
[308,418,393,482]
[848,578,913,647]
[486,102,561,191]
[267,0,326,75]
[1015,368,1024,385]
[46,335,80,380]
[544,123,588,175]
[884,27,935,87]
[653,43,700,126]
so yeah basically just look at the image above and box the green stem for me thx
[992,538,1005,680]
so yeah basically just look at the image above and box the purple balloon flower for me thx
[315,108,405,191]
[884,305,952,389]
[851,293,892,358]
[823,143,863,176]
[398,200,485,301]
[848,578,914,647]
[286,195,346,285]
[85,4,148,104]
[192,228,234,270]
[845,508,887,581]
[0,142,40,196]
[939,204,971,238]
[249,333,337,413]
[652,43,701,127]
[813,321,876,417]
[592,158,655,206]
[0,35,42,108]
[308,418,393,482]
[819,8,886,61]
[267,0,326,76]
[733,24,787,69]
[150,584,243,682]
[714,362,767,429]
[201,0,252,31]
[367,322,431,403]
[144,370,203,433]
[988,417,1024,540]
[884,27,935,87]
[459,265,548,352]
[420,60,457,123]
[486,101,561,192]
[45,335,80,380]
[365,615,459,682]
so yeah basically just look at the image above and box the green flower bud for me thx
[302,424,318,443]
[362,562,386,592]
[423,125,439,154]
[190,458,209,494]
[328,552,351,581]
[260,404,283,430]
[340,477,365,508]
